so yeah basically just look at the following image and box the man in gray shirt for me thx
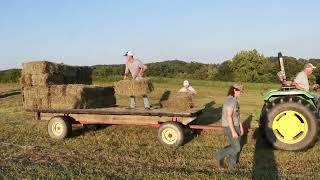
[293,63,319,101]
[215,83,244,170]
[293,63,318,91]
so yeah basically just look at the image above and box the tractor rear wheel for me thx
[264,97,319,151]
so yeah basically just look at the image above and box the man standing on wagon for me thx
[123,51,151,110]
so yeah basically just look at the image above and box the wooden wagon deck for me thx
[27,106,203,117]
[28,106,204,126]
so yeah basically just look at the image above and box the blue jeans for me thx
[311,93,320,103]
[215,126,241,168]
[129,95,150,108]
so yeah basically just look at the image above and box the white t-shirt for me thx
[178,86,197,94]
[294,71,309,91]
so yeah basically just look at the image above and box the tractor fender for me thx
[263,89,314,101]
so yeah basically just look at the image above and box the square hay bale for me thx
[21,61,92,87]
[22,61,58,75]
[20,72,32,87]
[23,85,116,110]
[114,79,154,96]
[48,85,83,109]
[161,91,194,111]
[82,86,116,108]
[23,86,50,109]
[20,72,65,87]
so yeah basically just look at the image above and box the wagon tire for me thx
[48,116,72,139]
[158,122,185,148]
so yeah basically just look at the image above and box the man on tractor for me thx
[293,63,319,101]
[260,54,320,151]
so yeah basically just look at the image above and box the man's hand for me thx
[240,123,244,136]
[240,126,244,136]
[312,84,320,90]
[231,131,238,138]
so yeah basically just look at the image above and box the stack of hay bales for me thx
[20,61,92,87]
[21,61,116,110]
[161,92,194,111]
[114,78,154,96]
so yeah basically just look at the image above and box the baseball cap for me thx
[233,82,244,92]
[304,63,316,69]
[183,80,189,86]
[124,51,134,57]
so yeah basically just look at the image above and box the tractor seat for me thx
[280,80,296,90]
[281,80,293,87]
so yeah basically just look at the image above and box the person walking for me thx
[123,51,150,109]
[215,83,244,170]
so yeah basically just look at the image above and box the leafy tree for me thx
[215,60,234,81]
[229,49,269,82]
[0,69,21,83]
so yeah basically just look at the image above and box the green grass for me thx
[0,80,319,179]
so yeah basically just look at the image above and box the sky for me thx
[0,0,319,70]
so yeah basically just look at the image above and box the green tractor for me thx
[260,52,319,151]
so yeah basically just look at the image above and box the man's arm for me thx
[226,108,238,138]
[139,64,147,77]
[311,84,320,90]
[124,63,129,79]
[292,81,304,90]
[239,121,244,136]
[178,87,186,93]
[189,86,197,94]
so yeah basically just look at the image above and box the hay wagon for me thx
[21,60,224,148]
[28,107,223,148]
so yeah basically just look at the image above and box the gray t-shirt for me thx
[294,71,309,91]
[221,95,240,127]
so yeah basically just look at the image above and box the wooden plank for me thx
[27,106,203,117]
[189,124,250,132]
[0,89,21,98]
[40,113,197,125]
[189,125,224,130]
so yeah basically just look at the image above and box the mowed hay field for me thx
[1,80,320,179]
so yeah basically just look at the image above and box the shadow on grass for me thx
[252,128,279,179]
[191,101,222,125]
[70,124,110,138]
[238,115,253,162]
[184,101,222,145]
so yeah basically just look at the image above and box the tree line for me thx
[1,49,320,83]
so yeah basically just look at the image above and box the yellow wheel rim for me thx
[272,110,308,144]
[161,128,178,145]
[52,121,64,136]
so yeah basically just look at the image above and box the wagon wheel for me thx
[48,116,72,139]
[158,122,185,148]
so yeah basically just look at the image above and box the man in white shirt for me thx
[293,63,318,91]
[293,63,319,101]
[178,80,197,95]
